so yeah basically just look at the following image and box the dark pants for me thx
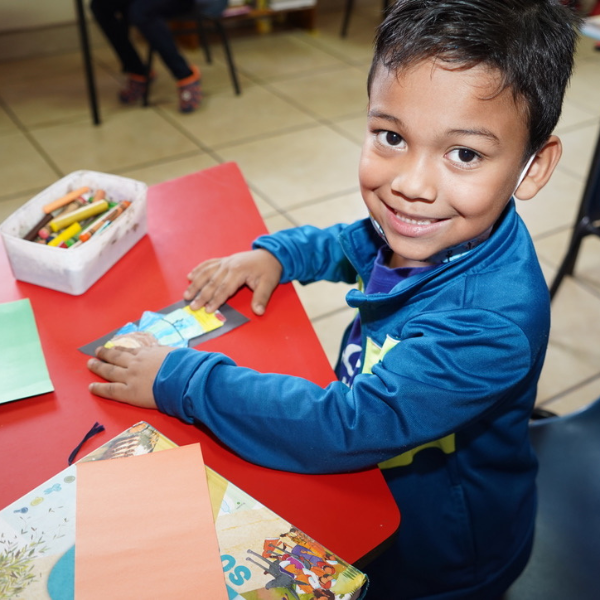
[90,0,194,80]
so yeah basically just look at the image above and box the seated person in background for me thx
[88,1,580,597]
[90,0,227,112]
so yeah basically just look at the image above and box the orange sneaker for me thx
[119,72,155,105]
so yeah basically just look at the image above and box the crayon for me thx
[93,189,106,201]
[42,186,90,214]
[23,213,53,241]
[38,199,87,239]
[49,200,109,233]
[79,200,131,243]
[47,222,82,247]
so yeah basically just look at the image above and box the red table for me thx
[0,163,399,566]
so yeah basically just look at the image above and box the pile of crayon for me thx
[23,186,131,249]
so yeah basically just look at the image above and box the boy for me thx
[88,1,579,597]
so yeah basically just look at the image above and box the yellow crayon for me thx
[43,186,90,214]
[47,222,82,247]
[49,200,109,233]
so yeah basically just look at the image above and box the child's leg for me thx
[90,0,146,76]
[127,0,195,81]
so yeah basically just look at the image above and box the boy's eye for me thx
[448,147,481,165]
[376,130,405,148]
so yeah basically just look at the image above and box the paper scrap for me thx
[75,444,228,600]
[0,298,53,404]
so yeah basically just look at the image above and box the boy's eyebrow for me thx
[368,110,501,146]
[367,109,402,126]
[447,128,501,146]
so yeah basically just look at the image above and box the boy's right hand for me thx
[184,249,283,315]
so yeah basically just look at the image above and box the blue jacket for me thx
[155,200,550,599]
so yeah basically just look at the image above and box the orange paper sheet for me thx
[75,443,228,600]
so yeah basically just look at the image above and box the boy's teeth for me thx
[395,211,434,225]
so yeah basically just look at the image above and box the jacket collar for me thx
[340,200,520,307]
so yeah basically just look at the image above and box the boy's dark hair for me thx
[368,0,580,159]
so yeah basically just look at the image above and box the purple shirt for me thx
[337,248,434,386]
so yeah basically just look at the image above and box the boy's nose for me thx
[390,154,436,202]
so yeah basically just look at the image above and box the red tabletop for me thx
[0,163,399,566]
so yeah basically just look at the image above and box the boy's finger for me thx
[250,279,277,315]
[94,345,136,367]
[87,357,128,384]
[88,380,129,402]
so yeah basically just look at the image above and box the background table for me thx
[0,162,399,567]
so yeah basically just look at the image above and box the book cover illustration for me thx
[0,422,367,600]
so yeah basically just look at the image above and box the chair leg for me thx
[197,19,212,64]
[340,0,355,38]
[212,19,241,96]
[143,48,154,107]
[549,217,600,300]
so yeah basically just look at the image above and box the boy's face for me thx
[360,60,531,268]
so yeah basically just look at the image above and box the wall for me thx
[1,0,78,32]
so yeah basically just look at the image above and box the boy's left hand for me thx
[87,345,173,408]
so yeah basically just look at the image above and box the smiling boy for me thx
[88,1,580,598]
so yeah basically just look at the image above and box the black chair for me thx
[504,396,600,599]
[549,129,600,300]
[340,0,390,38]
[143,4,241,106]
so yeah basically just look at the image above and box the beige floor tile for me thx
[536,229,600,293]
[555,96,598,132]
[554,120,600,179]
[565,59,600,117]
[0,193,39,225]
[287,189,367,228]
[294,280,354,320]
[166,84,316,148]
[536,277,600,402]
[574,33,600,61]
[0,106,18,136]
[119,153,220,187]
[0,132,58,199]
[218,125,362,209]
[332,114,367,145]
[30,110,199,174]
[307,28,376,67]
[229,31,346,81]
[0,24,83,64]
[312,306,355,368]
[538,376,600,417]
[263,212,296,233]
[0,51,87,85]
[249,188,279,220]
[1,67,122,128]
[516,168,583,238]
[268,64,369,120]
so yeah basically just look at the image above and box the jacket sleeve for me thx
[252,223,357,285]
[154,308,537,474]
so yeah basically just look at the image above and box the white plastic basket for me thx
[0,170,148,295]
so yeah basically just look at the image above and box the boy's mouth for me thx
[388,205,444,226]
[394,211,438,226]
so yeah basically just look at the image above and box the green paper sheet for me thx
[0,298,53,404]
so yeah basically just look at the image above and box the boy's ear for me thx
[514,135,562,201]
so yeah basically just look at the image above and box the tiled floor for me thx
[1,1,599,415]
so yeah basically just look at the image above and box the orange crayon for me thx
[42,186,90,214]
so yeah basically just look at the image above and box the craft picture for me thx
[105,305,226,349]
